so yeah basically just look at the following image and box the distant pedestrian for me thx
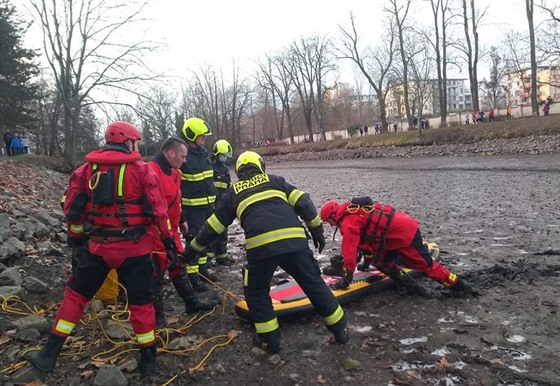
[488,108,495,122]
[464,114,470,125]
[11,134,23,155]
[22,135,29,154]
[393,123,398,132]
[3,131,13,156]
[506,105,512,120]
[363,125,368,135]
[543,102,550,116]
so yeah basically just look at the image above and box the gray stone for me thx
[117,358,138,372]
[10,315,50,334]
[0,285,25,298]
[23,276,49,294]
[93,365,128,386]
[34,209,60,228]
[0,213,11,228]
[0,262,6,272]
[0,267,22,286]
[15,328,41,342]
[51,209,65,221]
[0,226,11,240]
[10,364,44,384]
[12,209,27,219]
[33,221,51,238]
[104,319,133,341]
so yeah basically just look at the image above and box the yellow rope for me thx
[1,274,242,379]
[0,294,51,316]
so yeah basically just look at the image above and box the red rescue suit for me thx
[149,153,185,278]
[335,202,458,286]
[58,146,172,346]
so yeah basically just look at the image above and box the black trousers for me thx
[69,251,154,305]
[243,249,342,341]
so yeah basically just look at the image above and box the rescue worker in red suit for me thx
[25,122,178,377]
[184,151,349,353]
[320,199,474,294]
[148,137,218,328]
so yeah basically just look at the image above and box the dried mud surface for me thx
[2,153,560,386]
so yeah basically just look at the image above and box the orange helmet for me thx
[105,121,142,143]
[320,200,339,222]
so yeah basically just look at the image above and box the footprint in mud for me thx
[461,260,560,289]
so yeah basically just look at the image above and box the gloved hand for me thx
[308,226,325,253]
[333,269,353,290]
[179,222,188,237]
[162,237,177,252]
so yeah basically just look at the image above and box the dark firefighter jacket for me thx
[212,159,231,202]
[180,145,216,208]
[191,168,323,261]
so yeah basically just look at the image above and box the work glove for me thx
[333,269,354,290]
[308,225,325,253]
[162,237,178,266]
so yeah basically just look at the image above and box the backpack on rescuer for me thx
[346,196,395,253]
[86,162,153,243]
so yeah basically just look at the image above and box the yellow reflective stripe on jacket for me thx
[448,273,458,284]
[245,227,306,250]
[117,164,126,197]
[214,181,229,189]
[136,330,155,344]
[254,317,279,334]
[306,215,322,229]
[181,170,213,182]
[55,319,76,335]
[287,189,304,206]
[181,196,216,206]
[322,305,344,326]
[236,190,288,219]
[207,214,226,234]
[70,224,85,234]
[198,255,207,265]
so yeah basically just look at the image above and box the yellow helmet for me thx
[181,117,212,142]
[235,151,265,176]
[213,139,233,157]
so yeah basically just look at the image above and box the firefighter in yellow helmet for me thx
[207,139,234,267]
[183,150,349,353]
[179,117,217,291]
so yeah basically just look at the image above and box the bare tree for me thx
[288,35,336,141]
[29,0,158,167]
[337,12,396,133]
[526,0,540,114]
[456,0,487,113]
[385,0,415,130]
[135,86,177,143]
[425,0,457,126]
[479,46,509,108]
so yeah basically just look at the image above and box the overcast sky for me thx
[19,0,537,87]
[139,0,532,81]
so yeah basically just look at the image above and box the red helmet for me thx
[105,121,142,143]
[320,200,339,222]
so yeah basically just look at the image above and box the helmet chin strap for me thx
[332,224,339,242]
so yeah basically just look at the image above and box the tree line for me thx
[0,0,558,168]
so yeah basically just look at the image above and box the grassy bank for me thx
[256,114,560,156]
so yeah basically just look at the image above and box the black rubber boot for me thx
[172,276,218,314]
[187,273,210,292]
[138,344,157,376]
[199,263,219,283]
[327,317,349,344]
[253,331,281,354]
[451,278,474,294]
[153,281,168,329]
[390,271,430,298]
[25,334,66,373]
[216,253,233,266]
[322,255,345,276]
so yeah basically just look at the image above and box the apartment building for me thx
[505,65,560,107]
